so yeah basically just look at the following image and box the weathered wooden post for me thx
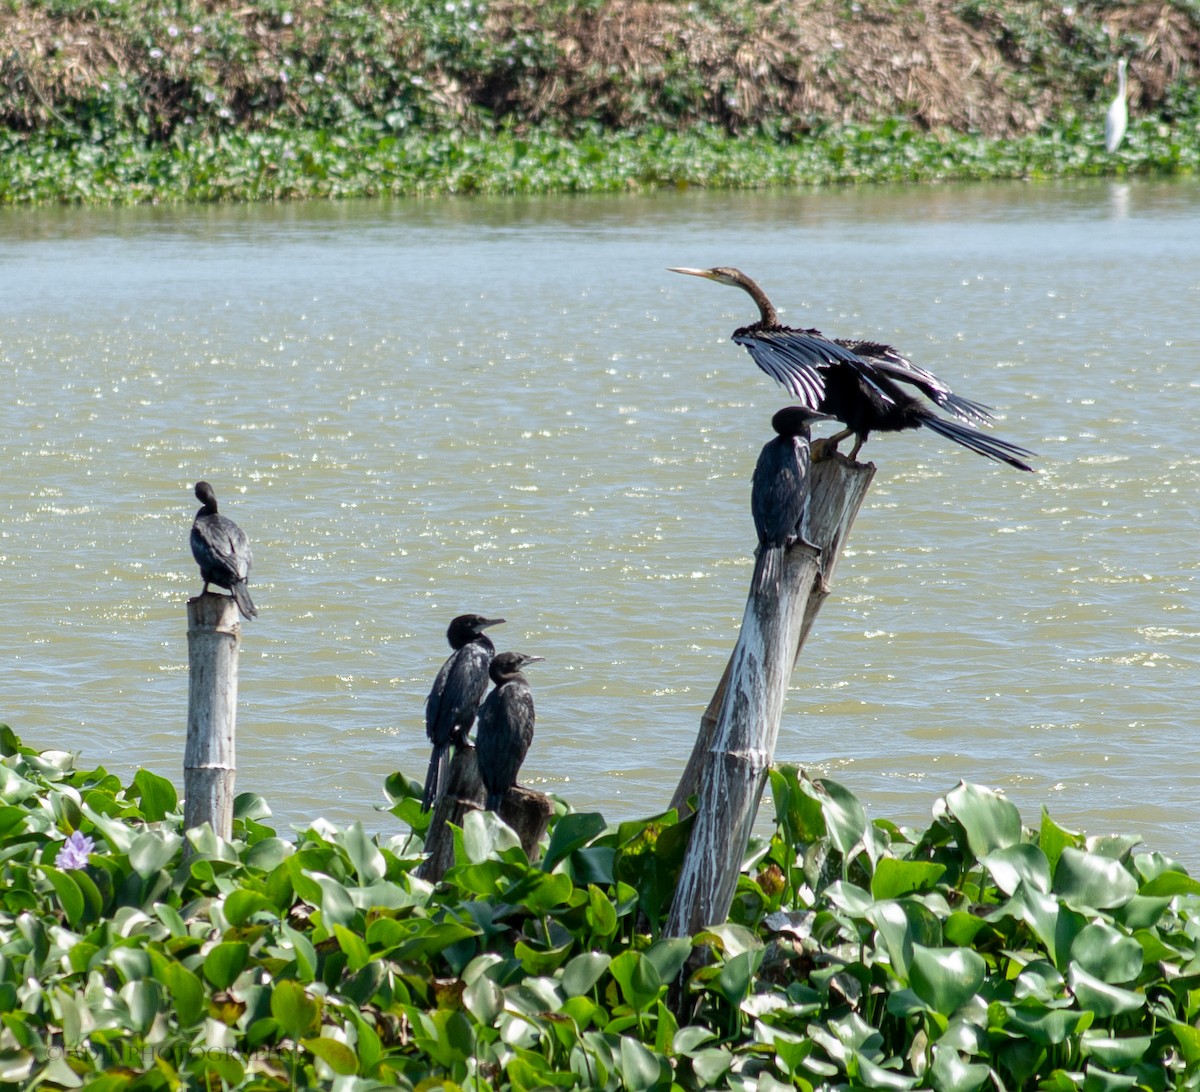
[418,744,554,883]
[184,593,240,845]
[665,453,875,938]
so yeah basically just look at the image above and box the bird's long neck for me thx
[1118,62,1127,95]
[739,276,779,327]
[198,499,217,517]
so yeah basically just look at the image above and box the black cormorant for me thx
[751,406,830,594]
[669,266,1036,471]
[190,481,258,619]
[422,614,505,812]
[475,651,543,813]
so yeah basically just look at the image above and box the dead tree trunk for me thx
[184,593,240,847]
[417,744,555,883]
[665,453,875,938]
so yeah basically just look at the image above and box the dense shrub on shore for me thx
[3,722,1200,1089]
[0,0,1198,202]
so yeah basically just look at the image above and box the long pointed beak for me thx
[667,267,713,279]
[522,655,546,666]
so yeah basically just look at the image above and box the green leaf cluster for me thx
[2,724,1200,1089]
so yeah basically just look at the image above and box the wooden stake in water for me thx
[665,453,875,938]
[184,593,240,843]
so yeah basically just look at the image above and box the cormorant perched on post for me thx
[751,407,830,595]
[669,266,1036,471]
[475,651,543,813]
[422,614,505,812]
[190,481,257,619]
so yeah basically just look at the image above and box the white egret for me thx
[1105,58,1128,153]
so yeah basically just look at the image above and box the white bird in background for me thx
[1105,58,1128,153]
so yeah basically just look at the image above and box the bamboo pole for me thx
[664,453,875,938]
[417,744,554,883]
[184,592,240,844]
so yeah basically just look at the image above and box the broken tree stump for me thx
[417,743,554,883]
[184,592,241,848]
[665,453,875,938]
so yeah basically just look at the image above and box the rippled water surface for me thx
[2,180,1198,861]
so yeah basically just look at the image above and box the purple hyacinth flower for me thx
[55,831,94,871]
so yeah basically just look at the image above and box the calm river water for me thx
[2,179,1199,863]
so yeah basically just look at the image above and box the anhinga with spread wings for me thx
[669,266,1036,471]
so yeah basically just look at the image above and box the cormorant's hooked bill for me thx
[670,266,1036,471]
[190,481,258,619]
[421,614,505,813]
[475,651,544,814]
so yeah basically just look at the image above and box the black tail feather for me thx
[751,545,782,595]
[232,581,258,619]
[920,413,1036,472]
[421,745,449,813]
[485,790,505,812]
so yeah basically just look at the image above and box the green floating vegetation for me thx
[1,118,1197,206]
[1,721,1199,1089]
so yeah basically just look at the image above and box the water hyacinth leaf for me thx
[1011,885,1086,969]
[643,937,692,985]
[542,812,608,873]
[158,960,205,1027]
[805,777,869,857]
[618,1036,667,1092]
[1138,871,1200,897]
[333,923,372,972]
[699,923,764,959]
[224,888,277,926]
[463,972,503,1025]
[1069,923,1144,983]
[909,945,986,1016]
[853,1051,918,1089]
[674,1026,719,1055]
[514,938,573,975]
[315,874,359,929]
[246,836,294,872]
[870,900,943,982]
[930,1046,991,1092]
[121,978,162,1033]
[871,858,946,900]
[1003,1004,1092,1045]
[1053,848,1137,910]
[609,950,663,1012]
[981,844,1051,896]
[39,866,84,927]
[1039,808,1082,871]
[188,1050,245,1086]
[462,809,522,863]
[692,1046,734,1085]
[945,783,1022,859]
[1080,1031,1153,1068]
[131,768,178,821]
[1079,1066,1139,1092]
[271,980,321,1040]
[587,884,619,938]
[1014,961,1066,1004]
[128,829,181,878]
[563,951,611,997]
[715,948,765,1007]
[1066,965,1145,1018]
[204,940,249,989]
[302,1035,358,1076]
[341,821,386,884]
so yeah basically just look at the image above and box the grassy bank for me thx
[1,0,1198,204]
[4,724,1200,1089]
